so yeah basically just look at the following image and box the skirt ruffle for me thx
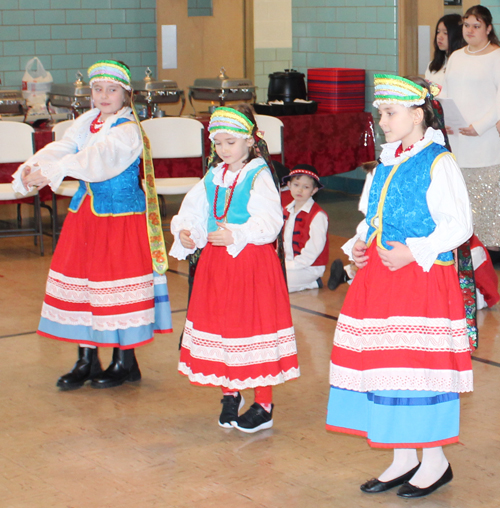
[330,243,473,393]
[179,242,299,390]
[38,196,172,348]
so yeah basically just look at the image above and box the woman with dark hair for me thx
[425,14,465,85]
[442,5,500,249]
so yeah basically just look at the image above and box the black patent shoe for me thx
[328,258,348,291]
[56,346,103,391]
[360,463,421,493]
[397,463,453,498]
[91,348,141,389]
[232,402,273,433]
[218,392,245,428]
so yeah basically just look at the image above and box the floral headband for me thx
[208,107,254,140]
[88,60,132,91]
[373,74,428,108]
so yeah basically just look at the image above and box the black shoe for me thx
[56,346,103,391]
[232,402,274,433]
[218,392,245,428]
[360,463,421,493]
[316,277,324,289]
[397,463,453,498]
[328,259,348,290]
[90,348,141,389]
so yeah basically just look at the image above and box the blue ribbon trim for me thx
[367,392,459,406]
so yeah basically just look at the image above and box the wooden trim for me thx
[398,0,418,76]
[244,0,254,82]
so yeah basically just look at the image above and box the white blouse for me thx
[441,47,500,168]
[342,127,473,272]
[12,107,142,195]
[169,158,283,259]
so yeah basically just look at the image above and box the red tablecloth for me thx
[0,111,375,194]
[155,111,375,178]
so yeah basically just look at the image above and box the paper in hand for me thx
[437,98,468,132]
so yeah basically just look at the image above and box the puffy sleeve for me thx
[406,153,473,271]
[341,170,373,259]
[169,178,209,260]
[225,168,283,257]
[12,121,142,195]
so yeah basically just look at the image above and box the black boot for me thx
[90,348,141,389]
[56,346,103,391]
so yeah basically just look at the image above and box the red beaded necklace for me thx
[394,136,425,158]
[90,113,105,133]
[213,164,243,221]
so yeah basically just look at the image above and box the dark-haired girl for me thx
[425,14,465,85]
[170,105,299,433]
[326,75,473,498]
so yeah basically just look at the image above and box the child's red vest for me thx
[283,202,329,266]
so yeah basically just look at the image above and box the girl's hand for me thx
[179,230,196,249]
[377,241,415,271]
[21,166,32,190]
[207,222,234,246]
[458,124,478,137]
[496,120,500,136]
[445,126,454,135]
[22,165,50,191]
[352,239,369,269]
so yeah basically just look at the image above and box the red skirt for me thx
[179,242,299,390]
[38,196,172,348]
[330,243,473,393]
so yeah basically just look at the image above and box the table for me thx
[0,111,375,194]
[154,111,375,178]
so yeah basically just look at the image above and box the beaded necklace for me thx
[90,113,105,133]
[213,163,243,221]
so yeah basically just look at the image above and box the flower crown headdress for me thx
[373,74,429,108]
[88,60,132,91]
[208,106,255,140]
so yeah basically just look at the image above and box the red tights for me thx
[221,385,273,405]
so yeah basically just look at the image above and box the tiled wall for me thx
[187,0,213,17]
[292,0,397,191]
[292,0,397,112]
[0,0,157,88]
[482,1,500,33]
[254,0,293,103]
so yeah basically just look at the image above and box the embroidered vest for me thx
[365,142,453,264]
[204,162,268,233]
[69,118,145,216]
[283,202,329,266]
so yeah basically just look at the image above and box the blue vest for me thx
[365,142,453,264]
[204,162,268,233]
[69,118,145,216]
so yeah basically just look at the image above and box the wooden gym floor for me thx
[0,190,499,508]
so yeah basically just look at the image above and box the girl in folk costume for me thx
[326,75,473,498]
[12,60,172,390]
[170,105,299,433]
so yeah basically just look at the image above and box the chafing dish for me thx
[47,72,91,118]
[132,68,185,118]
[188,67,256,113]
[0,89,27,117]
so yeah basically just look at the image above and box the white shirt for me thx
[342,127,473,272]
[425,60,446,87]
[169,158,283,259]
[284,197,328,269]
[441,47,500,168]
[12,107,142,195]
